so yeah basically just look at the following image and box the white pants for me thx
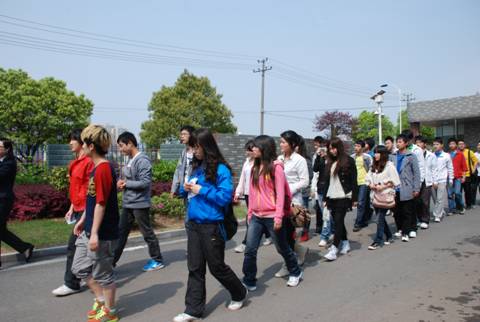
[432,183,447,219]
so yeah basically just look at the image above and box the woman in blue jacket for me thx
[173,128,247,322]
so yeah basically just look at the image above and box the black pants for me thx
[113,207,163,265]
[417,182,432,224]
[0,197,32,265]
[462,177,474,208]
[185,222,246,318]
[394,193,416,235]
[314,200,323,233]
[241,195,270,245]
[329,198,350,248]
[64,211,82,290]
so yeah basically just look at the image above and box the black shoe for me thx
[24,245,34,263]
[368,242,379,250]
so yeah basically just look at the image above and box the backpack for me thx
[223,202,238,240]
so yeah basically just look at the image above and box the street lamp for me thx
[381,83,403,133]
[371,89,386,144]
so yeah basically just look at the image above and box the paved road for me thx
[1,209,480,322]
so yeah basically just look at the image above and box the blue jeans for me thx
[242,215,301,287]
[448,179,465,211]
[373,208,392,244]
[319,193,335,241]
[355,185,368,227]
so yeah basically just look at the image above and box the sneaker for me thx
[434,217,441,223]
[274,265,289,278]
[324,245,338,261]
[339,240,351,255]
[394,230,402,237]
[318,239,327,247]
[88,306,119,322]
[262,238,273,246]
[368,242,379,250]
[234,244,246,253]
[384,239,394,245]
[295,244,309,266]
[52,284,81,297]
[419,223,429,229]
[228,287,247,311]
[173,313,199,322]
[88,300,104,319]
[300,232,309,242]
[242,283,257,292]
[24,245,34,263]
[286,270,303,287]
[401,235,409,242]
[409,231,417,238]
[143,259,165,272]
[459,208,466,215]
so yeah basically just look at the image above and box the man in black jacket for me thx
[0,138,34,268]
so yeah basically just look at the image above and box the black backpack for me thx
[223,202,238,240]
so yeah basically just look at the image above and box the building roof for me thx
[408,93,480,123]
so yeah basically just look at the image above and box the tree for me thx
[313,110,356,139]
[140,70,237,147]
[397,110,435,141]
[0,68,93,158]
[352,110,396,142]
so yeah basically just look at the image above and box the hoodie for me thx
[122,152,152,209]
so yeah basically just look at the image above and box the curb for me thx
[1,219,247,264]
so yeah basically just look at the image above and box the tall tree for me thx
[141,70,237,147]
[313,110,356,139]
[352,110,396,141]
[0,68,93,158]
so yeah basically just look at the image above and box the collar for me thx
[0,156,5,162]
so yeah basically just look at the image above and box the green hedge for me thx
[152,160,177,182]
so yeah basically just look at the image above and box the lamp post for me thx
[381,83,403,133]
[371,90,386,144]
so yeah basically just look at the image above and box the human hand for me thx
[65,208,73,221]
[73,221,84,236]
[233,194,239,203]
[413,191,420,198]
[274,221,282,231]
[190,184,202,194]
[183,183,193,192]
[89,233,99,251]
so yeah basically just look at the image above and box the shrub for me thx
[48,166,69,192]
[15,164,49,185]
[151,181,172,196]
[151,193,185,219]
[152,160,177,182]
[11,184,69,221]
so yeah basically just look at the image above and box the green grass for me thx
[1,218,73,253]
[1,205,248,253]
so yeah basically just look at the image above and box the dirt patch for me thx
[464,235,480,247]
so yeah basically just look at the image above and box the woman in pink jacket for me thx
[242,135,303,291]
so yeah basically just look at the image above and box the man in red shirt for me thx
[447,138,467,214]
[52,129,93,297]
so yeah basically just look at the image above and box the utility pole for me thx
[371,90,386,145]
[253,58,272,135]
[401,93,415,133]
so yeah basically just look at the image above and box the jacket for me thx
[389,151,421,201]
[248,161,292,225]
[278,152,309,205]
[450,150,467,179]
[365,161,401,200]
[122,153,152,209]
[235,158,253,197]
[411,144,426,183]
[68,155,93,212]
[423,150,438,187]
[462,148,478,178]
[0,157,16,199]
[434,151,454,185]
[171,148,193,194]
[323,156,358,204]
[180,163,233,224]
[312,155,327,195]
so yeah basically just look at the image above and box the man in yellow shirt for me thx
[458,139,478,210]
[351,140,372,232]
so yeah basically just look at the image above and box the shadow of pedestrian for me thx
[117,281,183,318]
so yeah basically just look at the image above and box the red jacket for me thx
[451,150,467,179]
[69,155,93,212]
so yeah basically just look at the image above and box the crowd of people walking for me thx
[1,125,479,322]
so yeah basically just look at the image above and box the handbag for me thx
[223,203,238,240]
[290,204,312,228]
[372,189,396,209]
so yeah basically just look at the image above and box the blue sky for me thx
[1,0,479,140]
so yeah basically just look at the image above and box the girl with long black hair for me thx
[174,129,247,322]
[323,138,358,261]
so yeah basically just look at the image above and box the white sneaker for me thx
[286,270,303,287]
[234,244,246,253]
[434,217,441,223]
[274,265,289,278]
[228,286,247,311]
[51,284,81,297]
[295,244,309,266]
[173,313,199,322]
[339,240,351,255]
[402,235,409,242]
[318,239,327,247]
[324,245,338,261]
[409,231,417,238]
[242,283,257,292]
[394,230,402,237]
[262,238,272,246]
[419,223,429,229]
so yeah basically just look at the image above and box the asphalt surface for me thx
[1,208,480,322]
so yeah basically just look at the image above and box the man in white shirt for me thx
[431,137,454,222]
[415,136,438,229]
